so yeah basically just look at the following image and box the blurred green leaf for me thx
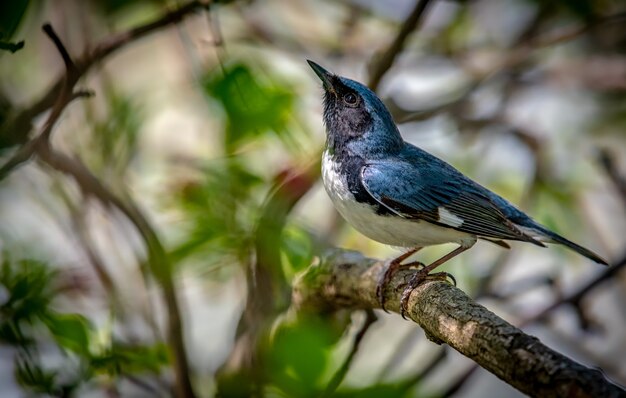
[43,313,92,356]
[203,63,296,153]
[281,225,314,279]
[89,93,142,181]
[0,0,29,42]
[0,40,24,53]
[561,0,595,21]
[333,384,416,398]
[91,342,169,375]
[15,353,59,395]
[171,158,264,267]
[0,258,56,326]
[268,315,339,396]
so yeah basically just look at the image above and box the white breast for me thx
[321,151,473,247]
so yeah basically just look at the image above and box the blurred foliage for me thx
[203,63,298,153]
[171,60,313,273]
[0,0,28,53]
[172,158,264,267]
[92,0,167,16]
[280,224,315,280]
[86,92,142,184]
[267,314,340,396]
[0,0,624,396]
[0,257,169,395]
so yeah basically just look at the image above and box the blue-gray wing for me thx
[360,161,542,244]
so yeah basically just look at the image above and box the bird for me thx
[307,60,608,318]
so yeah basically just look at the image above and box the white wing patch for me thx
[438,207,464,227]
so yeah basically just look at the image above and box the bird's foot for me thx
[399,271,457,320]
[376,257,422,313]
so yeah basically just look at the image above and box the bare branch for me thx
[522,252,626,326]
[42,23,77,74]
[292,249,625,398]
[323,310,377,396]
[598,149,626,211]
[0,0,210,149]
[368,0,433,91]
[35,146,197,398]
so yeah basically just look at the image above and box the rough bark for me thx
[291,249,626,398]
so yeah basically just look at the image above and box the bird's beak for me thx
[307,60,336,95]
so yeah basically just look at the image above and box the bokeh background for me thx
[1,0,626,396]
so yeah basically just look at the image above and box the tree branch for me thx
[322,309,377,396]
[0,0,210,149]
[36,145,196,398]
[368,0,433,91]
[292,249,626,398]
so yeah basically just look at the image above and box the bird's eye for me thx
[343,93,358,106]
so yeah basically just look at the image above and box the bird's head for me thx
[307,60,403,157]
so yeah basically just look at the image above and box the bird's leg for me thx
[377,247,422,312]
[400,241,476,319]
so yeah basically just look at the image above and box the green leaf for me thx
[281,225,314,278]
[0,0,29,45]
[90,342,169,375]
[15,353,58,395]
[170,158,263,266]
[202,63,296,153]
[88,93,142,181]
[43,313,92,356]
[333,384,416,398]
[0,259,56,323]
[0,40,24,53]
[268,315,340,396]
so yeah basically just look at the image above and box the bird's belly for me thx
[334,198,470,247]
[322,154,471,247]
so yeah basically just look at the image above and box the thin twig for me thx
[376,328,421,381]
[398,347,447,393]
[0,0,210,149]
[368,0,433,91]
[42,23,77,74]
[322,310,378,396]
[521,252,626,326]
[598,149,626,211]
[36,145,197,398]
[440,365,480,398]
[0,7,209,394]
[218,159,320,390]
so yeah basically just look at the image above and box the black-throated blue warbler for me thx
[307,60,608,317]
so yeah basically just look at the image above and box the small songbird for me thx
[307,60,608,317]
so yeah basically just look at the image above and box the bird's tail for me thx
[538,228,608,265]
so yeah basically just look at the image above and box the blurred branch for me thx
[0,3,216,393]
[42,23,77,74]
[388,9,626,125]
[368,0,433,91]
[322,309,377,396]
[0,0,210,149]
[0,26,94,179]
[218,160,320,392]
[522,252,626,326]
[292,249,625,398]
[598,149,626,211]
[36,145,196,398]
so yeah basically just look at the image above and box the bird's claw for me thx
[376,260,424,313]
[399,271,457,319]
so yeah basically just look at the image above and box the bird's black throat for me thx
[328,150,394,216]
